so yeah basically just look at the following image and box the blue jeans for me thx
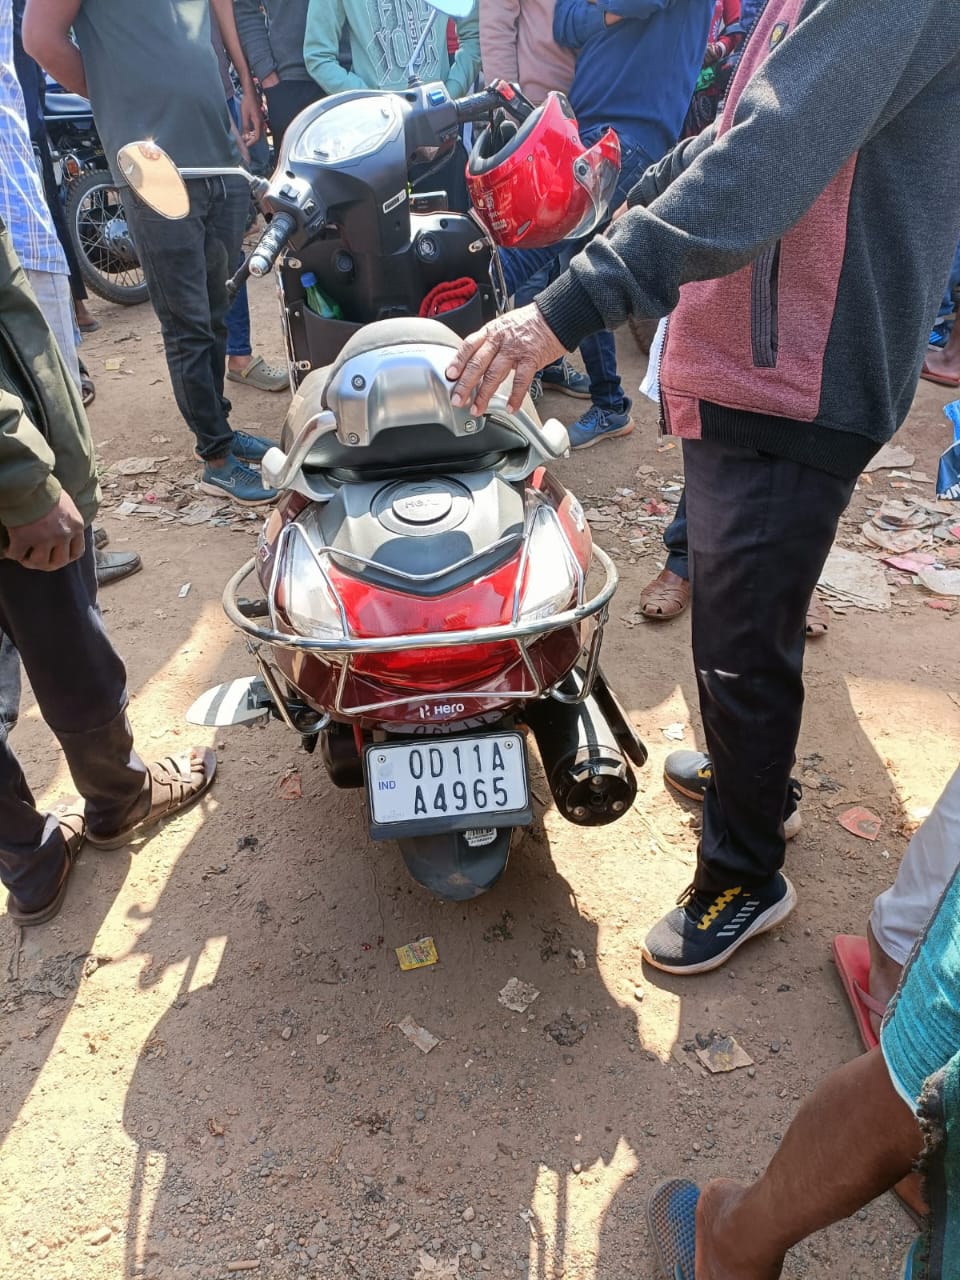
[226,254,251,359]
[499,131,652,411]
[123,175,250,460]
[663,490,689,579]
[0,535,147,908]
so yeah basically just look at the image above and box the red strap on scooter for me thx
[419,277,478,318]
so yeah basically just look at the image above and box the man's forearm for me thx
[22,0,87,95]
[211,0,256,95]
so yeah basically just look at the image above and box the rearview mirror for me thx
[117,141,190,218]
[426,0,474,18]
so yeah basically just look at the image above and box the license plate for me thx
[366,733,529,832]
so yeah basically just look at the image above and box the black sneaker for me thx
[642,873,797,975]
[663,751,803,839]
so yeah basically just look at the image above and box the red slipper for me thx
[832,934,885,1051]
[920,361,960,388]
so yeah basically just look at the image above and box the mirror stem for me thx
[405,8,438,87]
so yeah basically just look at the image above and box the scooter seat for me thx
[285,317,532,475]
[43,90,93,117]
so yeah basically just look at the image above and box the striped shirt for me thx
[0,3,68,275]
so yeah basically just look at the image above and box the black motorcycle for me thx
[42,84,148,306]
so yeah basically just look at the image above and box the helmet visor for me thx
[564,128,621,241]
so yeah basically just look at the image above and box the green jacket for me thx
[304,0,481,99]
[0,220,99,550]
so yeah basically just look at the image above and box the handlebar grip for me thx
[456,83,535,126]
[248,212,297,278]
[454,90,504,123]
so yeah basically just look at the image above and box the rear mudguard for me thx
[397,827,514,900]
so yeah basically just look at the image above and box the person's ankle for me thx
[205,452,230,469]
[696,1181,784,1280]
[228,354,252,371]
[866,921,903,1035]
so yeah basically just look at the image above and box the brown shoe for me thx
[639,568,690,621]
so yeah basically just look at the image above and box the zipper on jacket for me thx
[655,315,669,439]
[750,241,781,369]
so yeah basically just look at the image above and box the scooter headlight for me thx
[289,95,404,166]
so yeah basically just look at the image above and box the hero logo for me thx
[418,702,466,720]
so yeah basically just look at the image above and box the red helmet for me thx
[466,92,621,251]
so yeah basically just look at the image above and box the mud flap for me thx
[186,677,273,727]
[396,827,514,901]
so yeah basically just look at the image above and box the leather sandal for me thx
[639,567,690,620]
[805,593,830,639]
[6,812,86,927]
[86,747,217,850]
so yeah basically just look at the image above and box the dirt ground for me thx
[1,282,958,1280]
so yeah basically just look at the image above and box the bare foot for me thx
[695,1180,785,1280]
[74,299,98,330]
[923,344,960,382]
[228,355,254,374]
[866,922,903,1039]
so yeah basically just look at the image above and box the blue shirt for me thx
[0,4,67,275]
[554,0,714,162]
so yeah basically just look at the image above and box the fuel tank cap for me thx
[374,478,471,537]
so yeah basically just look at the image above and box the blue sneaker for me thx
[567,399,634,450]
[642,872,797,975]
[540,358,591,399]
[200,454,277,505]
[231,429,275,464]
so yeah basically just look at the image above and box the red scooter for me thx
[118,3,644,898]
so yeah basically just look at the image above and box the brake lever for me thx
[226,255,252,300]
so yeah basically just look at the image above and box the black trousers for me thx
[683,437,856,894]
[0,535,147,909]
[265,79,325,156]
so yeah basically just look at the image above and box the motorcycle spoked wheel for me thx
[65,170,149,306]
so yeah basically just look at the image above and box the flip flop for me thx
[832,934,885,1051]
[920,361,960,388]
[646,1178,699,1279]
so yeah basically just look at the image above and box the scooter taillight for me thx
[353,641,517,691]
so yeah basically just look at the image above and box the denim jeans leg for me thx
[682,438,855,895]
[663,490,689,580]
[499,244,568,301]
[0,536,149,906]
[578,329,624,410]
[123,178,246,460]
[226,257,252,358]
[205,178,251,409]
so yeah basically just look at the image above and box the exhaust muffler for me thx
[524,669,645,826]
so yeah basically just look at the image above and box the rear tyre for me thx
[65,169,149,305]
